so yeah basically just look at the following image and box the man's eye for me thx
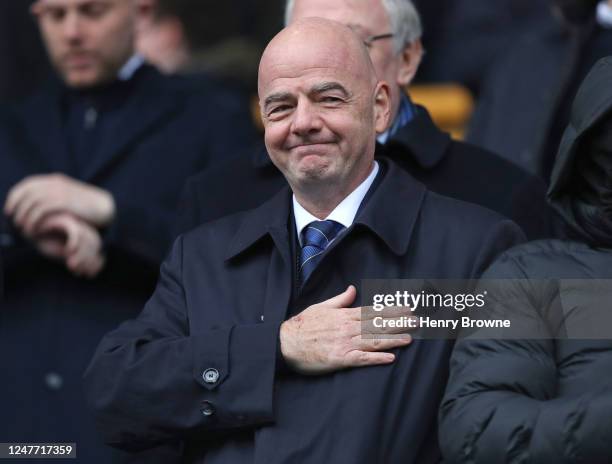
[81,3,109,18]
[321,96,342,103]
[47,8,67,21]
[269,105,291,116]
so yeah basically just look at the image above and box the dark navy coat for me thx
[0,65,254,463]
[85,158,525,463]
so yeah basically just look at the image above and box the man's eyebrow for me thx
[263,92,293,109]
[311,82,350,98]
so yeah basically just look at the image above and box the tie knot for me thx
[301,220,345,249]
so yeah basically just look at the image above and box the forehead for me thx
[291,0,390,33]
[259,37,368,97]
[38,0,113,8]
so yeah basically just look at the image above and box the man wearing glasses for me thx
[178,0,552,241]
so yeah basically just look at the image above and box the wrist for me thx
[97,190,116,226]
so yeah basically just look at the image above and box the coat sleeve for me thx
[440,340,612,462]
[103,193,175,265]
[84,235,280,452]
[438,254,612,463]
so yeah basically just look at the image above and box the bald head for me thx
[258,18,377,98]
[257,17,391,217]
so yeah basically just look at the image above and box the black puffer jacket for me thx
[439,57,612,463]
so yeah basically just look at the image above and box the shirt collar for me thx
[597,1,612,27]
[117,55,145,81]
[377,92,415,144]
[224,158,426,262]
[293,161,379,245]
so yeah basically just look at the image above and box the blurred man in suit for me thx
[0,0,253,461]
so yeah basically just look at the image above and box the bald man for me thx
[86,19,524,463]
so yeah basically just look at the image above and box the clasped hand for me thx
[4,174,115,278]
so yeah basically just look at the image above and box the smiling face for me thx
[32,0,136,88]
[258,19,390,205]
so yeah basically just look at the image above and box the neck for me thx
[292,161,374,219]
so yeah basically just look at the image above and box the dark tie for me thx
[299,220,345,285]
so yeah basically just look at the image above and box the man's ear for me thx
[134,0,155,33]
[135,0,155,17]
[396,39,423,87]
[373,81,392,134]
[30,1,44,18]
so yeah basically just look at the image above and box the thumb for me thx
[64,217,81,255]
[324,285,357,309]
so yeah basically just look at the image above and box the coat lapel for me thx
[81,67,183,182]
[385,105,451,170]
[225,187,294,323]
[263,225,294,324]
[17,81,72,174]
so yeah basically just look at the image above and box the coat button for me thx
[44,372,63,391]
[201,401,215,417]
[202,368,220,384]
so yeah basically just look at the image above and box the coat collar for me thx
[384,104,451,169]
[225,157,426,261]
[352,158,425,255]
[225,185,293,263]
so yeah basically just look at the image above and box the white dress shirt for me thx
[293,161,380,246]
[597,0,612,27]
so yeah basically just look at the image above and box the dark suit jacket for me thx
[85,158,525,463]
[177,105,553,240]
[0,65,254,463]
[467,17,612,178]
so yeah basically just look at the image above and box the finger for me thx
[35,214,67,235]
[67,223,98,272]
[339,319,362,337]
[4,178,35,215]
[86,257,103,278]
[66,243,89,276]
[64,217,82,255]
[82,254,105,279]
[344,307,364,321]
[36,238,67,258]
[13,193,43,228]
[356,335,413,352]
[5,175,49,216]
[362,316,419,335]
[23,202,60,236]
[344,350,396,367]
[361,305,415,321]
[324,285,357,309]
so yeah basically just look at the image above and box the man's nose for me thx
[290,99,323,135]
[62,10,84,42]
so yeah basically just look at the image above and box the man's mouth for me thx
[289,141,334,150]
[62,53,95,69]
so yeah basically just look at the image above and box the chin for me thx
[294,158,333,180]
[62,70,105,89]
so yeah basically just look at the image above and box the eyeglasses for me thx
[362,33,394,48]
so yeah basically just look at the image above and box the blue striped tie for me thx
[299,220,345,285]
